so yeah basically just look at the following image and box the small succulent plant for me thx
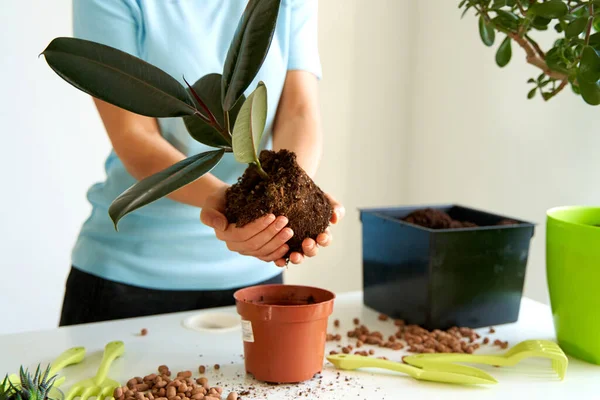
[1,365,58,400]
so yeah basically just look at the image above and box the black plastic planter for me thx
[359,204,535,330]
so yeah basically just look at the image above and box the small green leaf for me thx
[566,17,588,37]
[496,36,512,67]
[527,87,537,99]
[479,15,495,46]
[41,38,196,118]
[459,0,467,7]
[545,47,570,74]
[232,82,268,164]
[108,149,225,228]
[221,0,282,111]
[530,0,568,19]
[528,78,536,83]
[593,16,600,32]
[579,46,600,83]
[578,76,600,105]
[571,83,582,95]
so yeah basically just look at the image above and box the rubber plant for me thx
[460,0,600,105]
[40,0,332,257]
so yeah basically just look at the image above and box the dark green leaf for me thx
[530,0,568,18]
[41,37,196,117]
[109,149,225,228]
[496,36,512,67]
[579,46,600,82]
[182,73,245,148]
[491,0,507,9]
[221,0,282,111]
[459,0,468,7]
[461,4,473,18]
[578,76,600,105]
[589,31,600,48]
[493,9,520,30]
[532,16,552,30]
[479,15,496,46]
[528,78,536,83]
[528,87,537,99]
[566,17,589,37]
[232,82,267,164]
[554,22,564,32]
[571,83,582,94]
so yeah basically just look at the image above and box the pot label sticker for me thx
[241,320,254,342]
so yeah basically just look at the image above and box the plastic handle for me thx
[48,347,86,377]
[93,341,125,385]
[329,354,420,378]
[404,353,508,368]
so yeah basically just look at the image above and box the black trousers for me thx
[59,266,283,327]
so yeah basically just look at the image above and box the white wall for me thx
[1,0,111,334]
[407,1,600,304]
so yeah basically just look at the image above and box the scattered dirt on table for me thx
[401,208,519,229]
[224,150,333,257]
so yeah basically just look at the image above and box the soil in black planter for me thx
[402,208,519,229]
[225,149,333,257]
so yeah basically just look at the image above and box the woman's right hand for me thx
[200,185,294,264]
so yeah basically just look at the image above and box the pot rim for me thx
[233,284,336,308]
[547,205,600,231]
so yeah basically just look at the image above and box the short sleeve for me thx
[287,0,322,80]
[72,0,143,58]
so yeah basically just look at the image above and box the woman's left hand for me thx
[274,193,345,267]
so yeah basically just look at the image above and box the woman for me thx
[59,0,344,326]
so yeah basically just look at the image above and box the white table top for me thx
[1,291,598,399]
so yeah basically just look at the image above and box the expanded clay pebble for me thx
[378,313,389,321]
[140,328,148,336]
[353,318,360,325]
[198,366,206,375]
[341,316,505,354]
[334,319,340,327]
[115,366,241,400]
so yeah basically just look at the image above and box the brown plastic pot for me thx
[233,284,335,383]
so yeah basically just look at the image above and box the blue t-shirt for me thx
[70,0,322,290]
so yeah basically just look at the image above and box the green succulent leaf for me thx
[109,149,225,228]
[529,0,568,19]
[232,82,267,164]
[566,17,588,37]
[578,76,600,105]
[496,36,512,67]
[182,73,245,148]
[579,46,600,83]
[41,38,197,118]
[221,0,282,111]
[527,87,537,99]
[479,15,496,46]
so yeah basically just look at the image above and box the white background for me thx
[1,0,597,335]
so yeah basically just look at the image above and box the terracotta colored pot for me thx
[233,284,335,383]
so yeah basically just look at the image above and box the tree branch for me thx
[585,3,594,46]
[525,34,545,58]
[508,32,568,80]
[515,0,526,15]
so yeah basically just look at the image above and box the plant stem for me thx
[515,0,526,15]
[254,160,269,179]
[542,79,569,101]
[585,3,594,46]
[224,110,231,137]
[525,34,545,58]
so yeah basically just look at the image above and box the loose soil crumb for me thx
[224,150,333,256]
[402,208,519,229]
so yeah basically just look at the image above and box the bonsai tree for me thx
[1,365,58,400]
[460,0,600,105]
[41,0,332,258]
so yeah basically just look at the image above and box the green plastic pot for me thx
[547,206,600,365]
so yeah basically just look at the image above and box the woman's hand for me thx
[200,185,294,263]
[274,194,345,267]
[201,186,344,266]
